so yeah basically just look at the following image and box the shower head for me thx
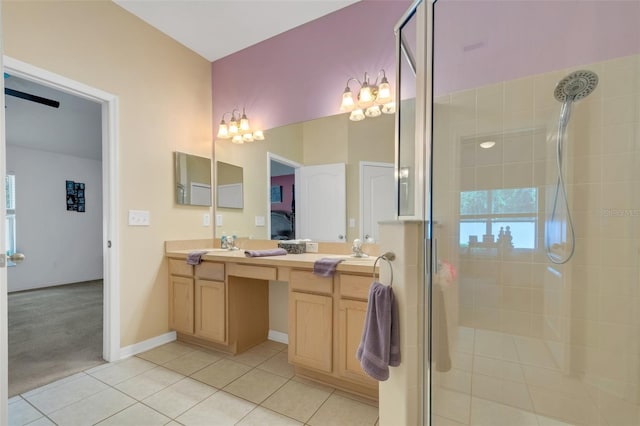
[554,70,599,102]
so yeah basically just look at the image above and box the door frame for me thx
[1,57,120,406]
[266,153,301,240]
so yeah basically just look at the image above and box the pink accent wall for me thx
[270,174,295,213]
[434,0,640,95]
[211,0,412,131]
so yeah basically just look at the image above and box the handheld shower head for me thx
[554,70,599,102]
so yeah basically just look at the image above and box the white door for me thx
[360,162,395,243]
[296,163,346,242]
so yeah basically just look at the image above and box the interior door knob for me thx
[338,234,344,240]
[9,253,25,263]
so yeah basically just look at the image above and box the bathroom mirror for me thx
[216,161,244,209]
[174,151,212,206]
[214,113,395,241]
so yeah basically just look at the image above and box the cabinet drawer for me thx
[339,274,372,301]
[227,263,277,280]
[169,258,193,277]
[196,262,225,281]
[289,270,332,295]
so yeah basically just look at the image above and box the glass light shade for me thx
[341,89,355,111]
[253,130,265,140]
[349,109,365,122]
[243,133,254,142]
[228,120,239,135]
[365,105,381,117]
[376,81,392,104]
[231,135,244,144]
[239,115,250,132]
[381,101,396,114]
[217,122,230,139]
[357,84,374,108]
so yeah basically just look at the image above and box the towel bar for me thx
[373,251,395,286]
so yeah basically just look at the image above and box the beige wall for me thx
[3,1,213,348]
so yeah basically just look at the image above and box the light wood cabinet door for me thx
[289,291,333,373]
[338,299,377,386]
[195,279,226,343]
[169,275,194,334]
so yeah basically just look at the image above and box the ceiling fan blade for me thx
[5,88,60,108]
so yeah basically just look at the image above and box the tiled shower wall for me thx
[432,53,640,425]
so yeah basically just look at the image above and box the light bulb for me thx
[243,133,254,142]
[253,130,265,140]
[358,83,374,108]
[341,88,355,112]
[231,135,244,144]
[381,101,396,114]
[217,121,229,139]
[239,110,250,132]
[228,120,239,135]
[376,80,391,104]
[365,105,381,118]
[349,109,365,121]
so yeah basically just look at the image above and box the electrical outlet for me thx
[128,210,150,226]
[203,213,210,226]
[306,242,319,253]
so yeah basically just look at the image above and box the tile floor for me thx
[8,340,379,426]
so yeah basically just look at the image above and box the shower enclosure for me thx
[425,1,640,425]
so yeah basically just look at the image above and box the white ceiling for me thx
[113,0,360,62]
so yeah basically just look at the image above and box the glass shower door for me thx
[430,1,640,425]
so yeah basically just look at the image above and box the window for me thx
[6,174,16,263]
[459,187,537,250]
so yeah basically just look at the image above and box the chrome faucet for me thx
[352,238,367,258]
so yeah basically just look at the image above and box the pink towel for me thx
[356,281,400,381]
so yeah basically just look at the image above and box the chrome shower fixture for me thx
[545,70,599,264]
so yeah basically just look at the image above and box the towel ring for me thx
[373,251,395,286]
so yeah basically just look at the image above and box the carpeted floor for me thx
[8,280,105,396]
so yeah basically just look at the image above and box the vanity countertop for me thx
[166,248,377,275]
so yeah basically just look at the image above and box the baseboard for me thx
[268,330,288,344]
[119,331,176,359]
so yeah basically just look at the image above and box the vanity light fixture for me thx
[216,108,265,144]
[340,69,396,121]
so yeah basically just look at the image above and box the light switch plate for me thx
[306,242,319,253]
[216,214,223,227]
[128,210,150,226]
[203,213,210,226]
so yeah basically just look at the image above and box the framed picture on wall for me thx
[270,185,283,203]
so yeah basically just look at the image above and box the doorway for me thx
[1,57,119,405]
[267,153,300,241]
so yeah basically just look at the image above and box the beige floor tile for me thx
[142,377,216,419]
[537,415,575,426]
[261,380,332,423]
[254,340,288,353]
[96,402,170,425]
[22,417,55,426]
[115,366,184,400]
[24,374,109,414]
[256,351,295,379]
[21,373,87,398]
[48,388,135,426]
[176,391,256,425]
[237,406,302,425]
[191,358,251,388]
[224,369,288,404]
[163,349,223,376]
[332,390,378,408]
[87,357,157,386]
[136,341,197,364]
[470,397,538,426]
[308,393,379,426]
[8,396,44,426]
[290,376,335,393]
[227,345,280,367]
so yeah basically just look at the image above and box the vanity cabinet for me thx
[169,275,194,334]
[288,269,378,398]
[288,270,333,373]
[195,279,225,343]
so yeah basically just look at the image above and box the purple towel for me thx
[356,281,400,381]
[313,257,344,277]
[244,248,288,257]
[186,250,207,265]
